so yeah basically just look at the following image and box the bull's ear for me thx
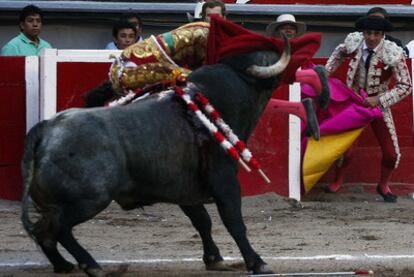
[246,34,291,79]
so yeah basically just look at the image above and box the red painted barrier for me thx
[56,62,112,111]
[0,56,413,200]
[0,57,25,200]
[239,86,290,196]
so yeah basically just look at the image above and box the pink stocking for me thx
[378,165,394,194]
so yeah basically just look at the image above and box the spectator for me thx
[366,6,409,56]
[1,5,52,56]
[200,0,227,22]
[266,14,306,39]
[108,20,137,50]
[263,13,329,141]
[105,13,143,50]
[265,14,323,100]
[323,15,412,202]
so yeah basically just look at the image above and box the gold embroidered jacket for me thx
[110,22,210,93]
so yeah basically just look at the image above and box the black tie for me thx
[365,49,374,71]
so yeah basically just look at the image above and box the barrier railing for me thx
[39,49,121,121]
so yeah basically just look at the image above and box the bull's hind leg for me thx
[33,200,110,276]
[208,165,273,275]
[58,227,102,277]
[56,201,112,277]
[180,204,232,271]
[31,214,76,273]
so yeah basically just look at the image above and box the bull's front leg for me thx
[208,164,273,275]
[180,204,233,271]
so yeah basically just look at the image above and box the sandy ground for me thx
[1,183,414,277]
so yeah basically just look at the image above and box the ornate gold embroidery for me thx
[109,22,209,93]
[119,63,191,90]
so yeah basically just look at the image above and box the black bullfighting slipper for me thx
[313,65,330,109]
[376,185,398,203]
[302,98,320,141]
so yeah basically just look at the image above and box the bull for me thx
[21,37,291,276]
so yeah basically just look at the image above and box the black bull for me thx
[21,41,290,276]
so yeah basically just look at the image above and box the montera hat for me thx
[355,16,393,32]
[266,14,307,36]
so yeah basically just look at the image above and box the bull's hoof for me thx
[104,264,129,276]
[79,264,104,277]
[204,255,229,271]
[252,263,274,275]
[85,268,104,277]
[206,260,238,271]
[53,261,75,273]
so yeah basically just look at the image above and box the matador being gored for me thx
[103,16,323,98]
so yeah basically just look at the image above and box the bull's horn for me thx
[246,34,291,79]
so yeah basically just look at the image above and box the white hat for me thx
[266,14,307,37]
[187,1,204,22]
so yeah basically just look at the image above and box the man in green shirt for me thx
[1,5,52,56]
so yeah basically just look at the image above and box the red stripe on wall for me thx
[0,166,23,201]
[0,57,25,200]
[56,62,112,111]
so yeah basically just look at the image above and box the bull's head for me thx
[246,34,291,79]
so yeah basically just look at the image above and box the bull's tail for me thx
[21,121,46,238]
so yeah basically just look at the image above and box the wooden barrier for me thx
[0,51,413,201]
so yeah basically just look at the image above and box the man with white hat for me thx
[266,14,306,39]
[264,13,329,141]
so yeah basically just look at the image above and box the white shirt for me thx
[362,41,381,62]
[406,39,414,58]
